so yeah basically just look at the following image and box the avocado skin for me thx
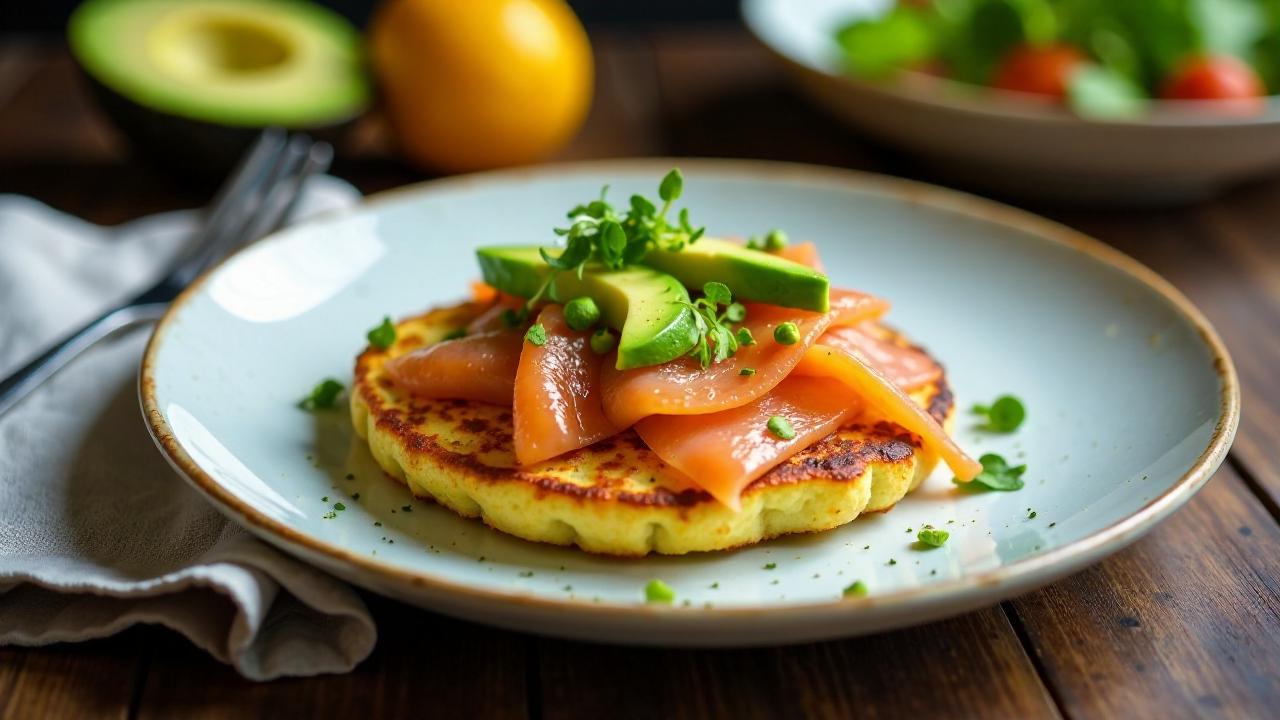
[78,71,355,182]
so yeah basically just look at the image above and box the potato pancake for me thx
[351,302,953,556]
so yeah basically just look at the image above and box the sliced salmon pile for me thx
[384,245,979,507]
[634,376,863,510]
[513,306,622,466]
[599,289,884,429]
[815,324,942,391]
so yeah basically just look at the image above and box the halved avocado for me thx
[477,246,700,370]
[68,0,370,179]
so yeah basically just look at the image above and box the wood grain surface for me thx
[1,29,1277,720]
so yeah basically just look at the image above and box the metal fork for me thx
[0,129,334,416]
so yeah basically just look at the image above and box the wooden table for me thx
[2,28,1279,719]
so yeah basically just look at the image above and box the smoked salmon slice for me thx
[599,289,888,428]
[795,344,981,481]
[513,306,622,466]
[816,324,942,391]
[383,330,522,406]
[634,376,864,510]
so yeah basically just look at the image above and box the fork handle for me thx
[0,302,169,417]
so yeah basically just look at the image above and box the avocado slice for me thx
[477,247,700,370]
[68,0,370,178]
[642,237,830,312]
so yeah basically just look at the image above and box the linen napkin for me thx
[0,176,377,680]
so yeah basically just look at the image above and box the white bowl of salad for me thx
[742,0,1280,204]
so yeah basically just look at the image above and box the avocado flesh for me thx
[70,0,368,128]
[642,237,830,312]
[477,247,700,370]
[69,0,369,177]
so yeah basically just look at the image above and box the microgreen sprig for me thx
[522,169,706,320]
[683,281,747,368]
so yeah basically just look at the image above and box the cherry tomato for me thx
[1161,54,1265,103]
[991,43,1088,99]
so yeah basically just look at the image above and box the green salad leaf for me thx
[1068,63,1146,118]
[833,0,1276,107]
[835,7,938,79]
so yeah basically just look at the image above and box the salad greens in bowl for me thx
[742,0,1280,204]
[834,0,1277,118]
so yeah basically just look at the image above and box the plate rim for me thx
[139,157,1240,619]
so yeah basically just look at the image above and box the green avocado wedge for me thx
[642,237,829,312]
[476,247,700,370]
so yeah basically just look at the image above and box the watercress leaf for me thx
[630,194,656,218]
[659,168,683,203]
[724,302,746,323]
[622,238,651,265]
[712,326,737,362]
[298,378,344,411]
[702,281,732,306]
[598,220,627,268]
[366,317,396,349]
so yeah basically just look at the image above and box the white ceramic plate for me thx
[142,160,1237,645]
[741,0,1280,204]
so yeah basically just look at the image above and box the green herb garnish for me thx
[525,169,704,316]
[766,415,796,440]
[564,296,601,331]
[442,327,467,341]
[972,395,1026,432]
[763,229,789,251]
[916,526,949,548]
[334,502,347,512]
[740,367,756,377]
[954,453,1027,492]
[773,322,801,346]
[645,579,676,604]
[685,282,748,368]
[763,562,777,570]
[367,316,396,349]
[736,327,756,346]
[525,323,548,346]
[590,327,618,355]
[842,580,868,598]
[298,378,344,411]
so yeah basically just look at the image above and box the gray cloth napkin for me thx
[0,177,377,680]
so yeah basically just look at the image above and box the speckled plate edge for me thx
[139,159,1239,643]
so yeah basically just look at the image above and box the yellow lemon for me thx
[369,0,593,172]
